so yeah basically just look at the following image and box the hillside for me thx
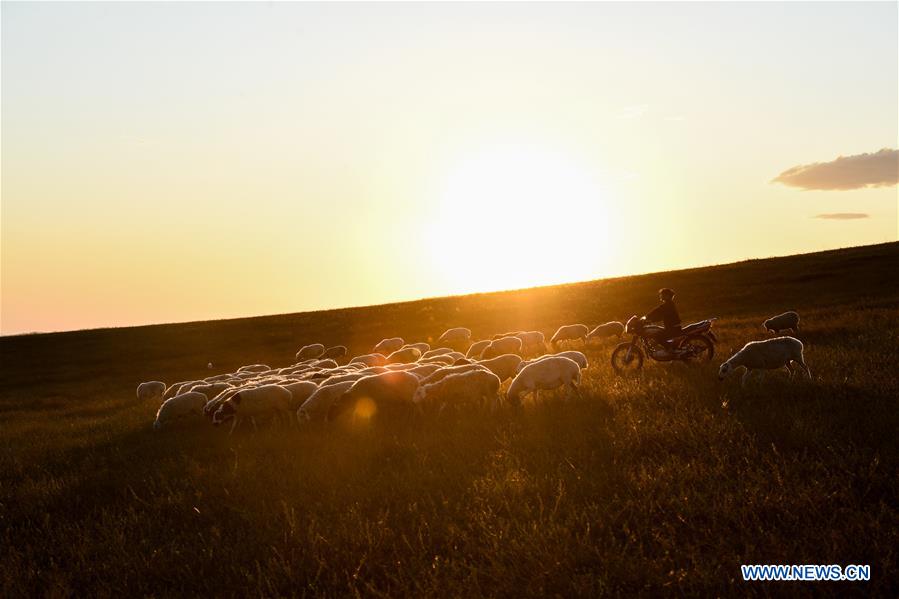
[2,242,896,390]
[2,242,898,596]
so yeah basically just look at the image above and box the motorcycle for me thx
[611,315,718,374]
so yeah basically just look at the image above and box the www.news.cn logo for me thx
[741,564,870,582]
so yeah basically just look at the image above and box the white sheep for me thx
[718,336,811,387]
[550,324,590,348]
[385,362,417,371]
[419,354,456,366]
[243,376,286,387]
[282,380,319,411]
[301,369,335,383]
[386,347,422,364]
[349,353,387,367]
[311,358,339,370]
[185,379,220,394]
[421,347,454,359]
[237,364,271,373]
[438,326,471,343]
[296,344,326,361]
[317,372,367,387]
[514,331,546,354]
[162,380,199,401]
[327,371,420,423]
[492,331,523,340]
[480,336,523,360]
[587,321,625,342]
[466,340,491,358]
[321,345,348,360]
[297,381,355,424]
[154,392,208,431]
[212,384,292,433]
[518,351,588,372]
[408,363,443,379]
[437,327,472,350]
[507,356,582,405]
[403,342,431,354]
[373,337,405,355]
[188,382,233,400]
[477,353,524,383]
[137,381,166,402]
[358,366,389,376]
[204,386,243,420]
[413,369,502,413]
[763,311,800,335]
[418,363,490,387]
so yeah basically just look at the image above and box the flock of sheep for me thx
[141,310,811,432]
[142,324,619,432]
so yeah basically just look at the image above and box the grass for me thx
[2,242,898,596]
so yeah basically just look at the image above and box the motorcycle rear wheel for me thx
[681,334,714,362]
[611,343,644,374]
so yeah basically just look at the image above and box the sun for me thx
[423,143,618,293]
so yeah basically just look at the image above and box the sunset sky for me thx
[2,2,897,335]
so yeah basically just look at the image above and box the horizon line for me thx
[2,240,895,338]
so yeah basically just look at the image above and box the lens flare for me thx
[353,397,377,421]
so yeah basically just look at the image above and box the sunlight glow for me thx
[424,144,618,293]
[353,397,378,421]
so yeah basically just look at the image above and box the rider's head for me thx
[659,288,675,302]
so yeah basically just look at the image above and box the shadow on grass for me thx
[719,377,897,454]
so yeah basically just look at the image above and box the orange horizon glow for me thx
[2,2,896,335]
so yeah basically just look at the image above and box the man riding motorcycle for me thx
[642,287,681,358]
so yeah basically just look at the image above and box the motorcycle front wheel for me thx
[611,343,644,374]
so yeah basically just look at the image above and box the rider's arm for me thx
[644,304,664,323]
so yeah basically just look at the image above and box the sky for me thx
[2,1,897,335]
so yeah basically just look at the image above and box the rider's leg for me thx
[658,327,682,354]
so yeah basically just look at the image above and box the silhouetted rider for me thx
[642,288,682,357]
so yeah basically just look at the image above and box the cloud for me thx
[813,213,870,220]
[772,148,898,190]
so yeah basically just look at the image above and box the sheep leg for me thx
[783,364,794,379]
[570,382,582,400]
[229,416,239,435]
[567,376,581,399]
[251,417,259,433]
[796,359,811,380]
[741,369,752,388]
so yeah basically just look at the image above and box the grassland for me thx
[2,242,898,596]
